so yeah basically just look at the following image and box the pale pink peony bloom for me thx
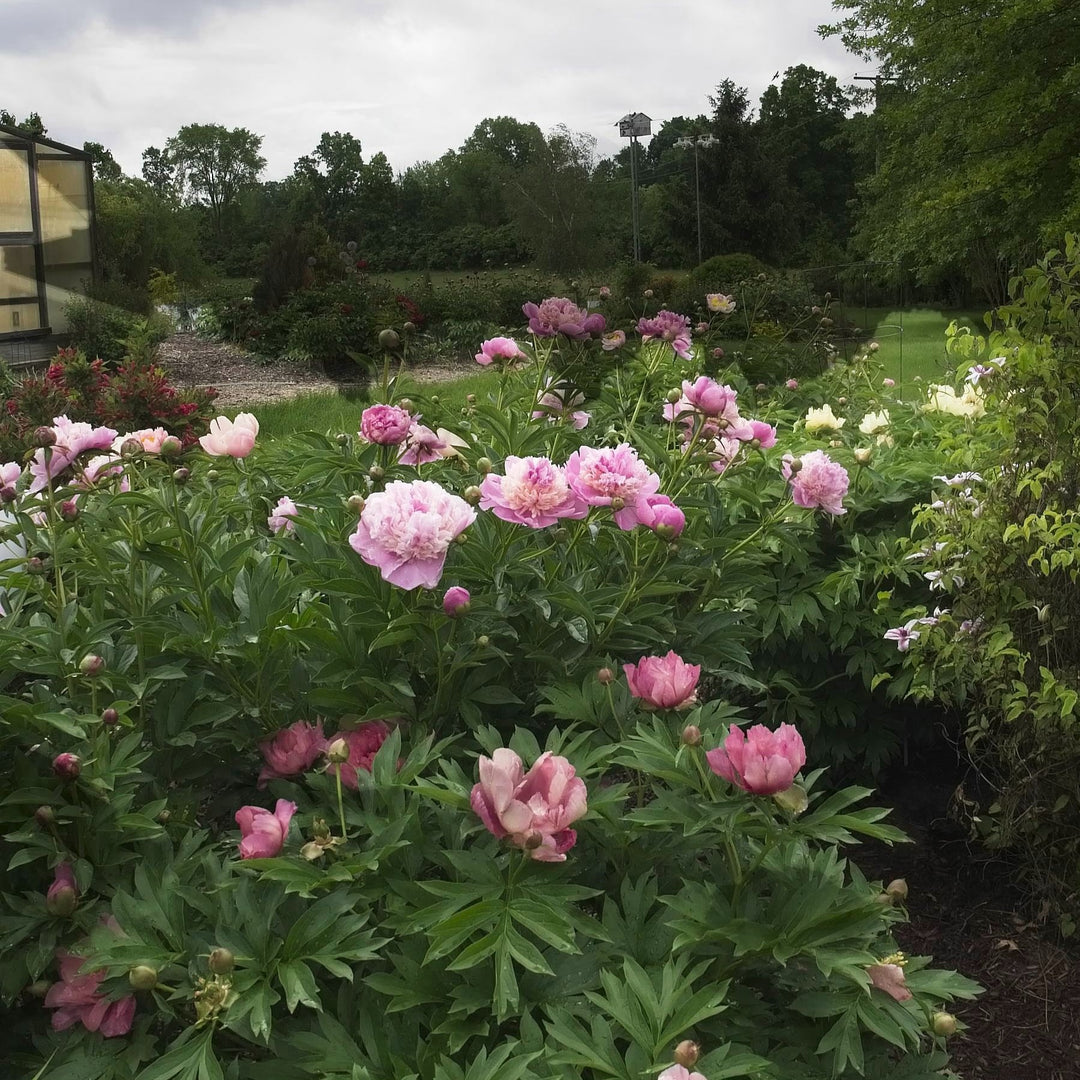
[564,443,661,530]
[599,286,611,298]
[747,420,777,448]
[77,454,128,490]
[112,427,170,455]
[637,310,693,360]
[480,456,589,529]
[636,493,686,537]
[235,798,296,858]
[624,651,701,710]
[601,329,626,351]
[532,379,584,421]
[199,413,258,458]
[29,416,118,492]
[883,378,896,388]
[475,336,527,366]
[706,722,806,795]
[1,461,21,486]
[708,436,744,475]
[46,862,78,914]
[443,586,471,617]
[523,297,605,340]
[257,720,327,788]
[470,748,588,862]
[398,422,468,465]
[267,496,300,534]
[867,962,912,1002]
[349,479,475,589]
[45,949,136,1037]
[696,321,710,333]
[360,404,412,445]
[782,450,849,516]
[706,292,736,315]
[785,379,799,390]
[326,722,392,789]
[659,1067,708,1080]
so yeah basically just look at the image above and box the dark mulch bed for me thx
[854,741,1080,1079]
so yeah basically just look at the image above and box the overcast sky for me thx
[1,0,860,179]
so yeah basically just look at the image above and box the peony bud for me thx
[0,484,15,504]
[597,667,614,685]
[208,947,236,975]
[33,426,56,448]
[885,878,908,903]
[869,341,880,352]
[837,396,847,405]
[79,654,104,677]
[35,805,55,827]
[644,289,654,298]
[610,496,625,512]
[46,867,78,917]
[336,433,350,446]
[476,457,493,475]
[476,635,490,648]
[787,457,803,475]
[466,394,476,404]
[398,398,414,413]
[854,447,872,464]
[524,831,544,850]
[129,965,158,990]
[172,467,190,485]
[755,382,767,391]
[101,707,119,726]
[27,556,46,575]
[442,586,471,617]
[820,317,833,327]
[655,523,677,541]
[430,395,440,406]
[206,469,220,481]
[378,329,401,352]
[59,499,79,521]
[712,347,725,359]
[120,437,143,458]
[462,485,482,505]
[931,1012,958,1037]
[666,388,682,404]
[674,1040,700,1068]
[52,753,81,781]
[160,435,183,458]
[346,494,366,514]
[326,738,350,764]
[368,465,385,481]
[403,321,417,334]
[681,724,701,746]
[772,783,809,815]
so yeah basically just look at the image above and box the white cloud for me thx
[1,0,855,178]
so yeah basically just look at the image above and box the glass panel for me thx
[37,159,91,266]
[0,148,34,233]
[0,302,41,333]
[0,244,38,301]
[43,263,92,333]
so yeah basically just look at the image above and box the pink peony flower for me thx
[77,453,128,490]
[398,422,468,466]
[470,748,588,862]
[785,379,799,390]
[480,455,589,529]
[695,321,709,333]
[360,404,412,445]
[636,493,686,537]
[883,378,896,388]
[199,413,258,458]
[349,479,475,589]
[475,336,527,366]
[267,496,300,534]
[867,962,912,1002]
[624,651,700,710]
[564,443,661,530]
[523,297,605,340]
[257,720,327,788]
[706,293,736,315]
[235,799,296,858]
[532,379,584,421]
[637,310,692,360]
[443,585,471,616]
[747,420,777,448]
[782,450,849,516]
[665,376,737,423]
[659,1067,708,1080]
[706,722,806,795]
[53,752,81,781]
[601,329,626,351]
[326,722,392,789]
[46,862,78,915]
[708,436,744,475]
[45,949,136,1037]
[112,427,170,454]
[0,461,19,486]
[29,416,118,492]
[599,285,611,298]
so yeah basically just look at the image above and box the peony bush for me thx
[0,300,980,1078]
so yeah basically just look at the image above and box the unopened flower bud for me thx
[326,738,350,763]
[885,878,908,903]
[666,388,682,404]
[772,783,809,815]
[644,289,654,298]
[79,654,104,677]
[403,321,416,334]
[476,457,493,475]
[59,499,79,521]
[476,635,490,648]
[524,831,544,850]
[610,496,625,511]
[368,465,385,481]
[35,805,55,827]
[157,809,170,823]
[313,818,332,841]
[712,347,725,359]
[854,447,872,465]
[398,398,414,413]
[0,484,15,504]
[26,979,51,999]
[931,1011,958,1037]
[869,341,880,352]
[787,457,803,475]
[758,273,768,281]
[208,947,235,975]
[755,382,767,391]
[655,523,676,541]
[681,724,701,746]
[674,1040,700,1068]
[33,426,56,448]
[812,305,822,316]
[430,395,440,406]
[597,667,614,685]
[1037,604,1051,623]
[101,707,119,726]
[129,965,158,990]
[336,433,350,446]
[46,880,78,916]
[466,394,476,404]
[820,317,833,327]
[172,467,190,485]
[206,469,219,482]
[27,556,46,575]
[463,485,482,505]
[159,435,183,458]
[378,329,401,352]
[346,494,366,514]
[837,396,847,405]
[52,753,81,781]
[120,437,143,458]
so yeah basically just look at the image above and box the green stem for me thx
[335,766,348,841]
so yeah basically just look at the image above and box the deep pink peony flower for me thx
[46,862,78,915]
[637,310,693,359]
[564,443,660,530]
[199,413,258,458]
[782,450,849,516]
[665,376,737,423]
[867,962,912,1002]
[53,752,81,781]
[747,420,777,448]
[443,585,471,616]
[235,799,296,858]
[636,493,685,537]
[480,455,589,529]
[267,496,300,534]
[470,747,588,861]
[624,651,700,710]
[523,297,605,340]
[475,336,527,366]
[45,949,136,1037]
[349,479,475,589]
[257,720,327,788]
[706,722,806,795]
[326,722,392,789]
[29,416,118,492]
[360,404,412,445]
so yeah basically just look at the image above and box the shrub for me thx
[64,296,142,366]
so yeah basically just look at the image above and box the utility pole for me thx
[674,133,718,267]
[617,112,652,262]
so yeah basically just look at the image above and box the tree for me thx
[164,123,266,236]
[141,147,177,197]
[83,141,124,182]
[0,109,46,135]
[823,0,1080,303]
[294,131,365,237]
